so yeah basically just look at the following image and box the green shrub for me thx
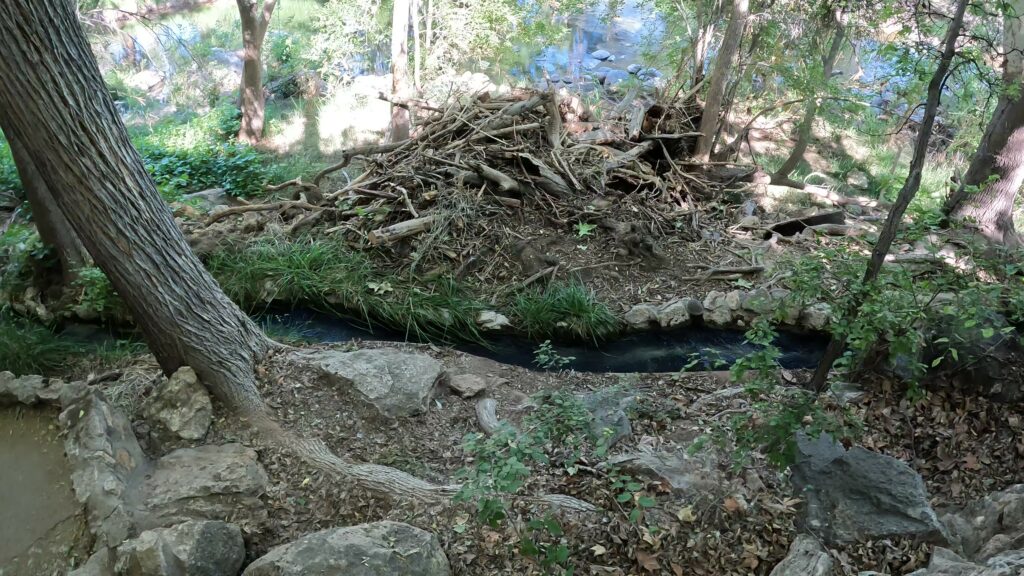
[139,142,268,200]
[511,281,620,342]
[0,224,49,293]
[0,139,20,193]
[0,313,78,375]
[73,267,121,317]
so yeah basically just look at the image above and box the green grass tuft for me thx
[511,281,620,343]
[0,312,146,376]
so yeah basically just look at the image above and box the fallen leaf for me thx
[676,505,697,523]
[636,550,660,572]
[591,544,607,556]
[671,562,685,576]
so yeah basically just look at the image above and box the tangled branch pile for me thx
[219,89,720,275]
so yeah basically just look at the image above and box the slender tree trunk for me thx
[695,0,748,161]
[0,0,273,413]
[412,0,422,92]
[236,0,278,144]
[774,16,845,180]
[809,0,968,391]
[425,0,433,56]
[390,0,412,142]
[691,0,720,89]
[3,127,89,283]
[944,0,1024,245]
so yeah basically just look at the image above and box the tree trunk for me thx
[412,0,422,92]
[773,16,845,181]
[236,0,278,145]
[691,0,721,90]
[944,0,1024,245]
[3,126,89,282]
[695,0,748,161]
[808,0,968,391]
[390,0,412,142]
[0,0,273,413]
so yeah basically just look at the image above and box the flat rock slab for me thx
[608,450,721,495]
[0,372,61,406]
[302,349,445,418]
[243,521,451,576]
[791,433,947,546]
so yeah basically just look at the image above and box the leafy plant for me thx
[73,267,121,317]
[533,340,575,370]
[512,281,620,342]
[574,222,596,237]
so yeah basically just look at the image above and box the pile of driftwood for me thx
[210,88,709,270]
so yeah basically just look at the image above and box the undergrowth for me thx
[511,281,620,343]
[207,237,487,344]
[0,312,144,376]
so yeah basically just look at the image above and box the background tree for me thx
[695,0,749,160]
[236,0,279,144]
[944,0,1024,246]
[390,0,412,141]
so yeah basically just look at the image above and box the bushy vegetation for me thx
[0,311,144,376]
[511,281,620,342]
[207,237,487,344]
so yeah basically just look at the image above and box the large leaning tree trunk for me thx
[0,0,273,413]
[695,0,749,161]
[236,0,278,144]
[2,126,89,283]
[773,11,845,182]
[390,0,412,142]
[808,0,968,391]
[943,0,1024,246]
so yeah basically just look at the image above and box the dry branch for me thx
[367,215,436,245]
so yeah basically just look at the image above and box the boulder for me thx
[579,387,634,448]
[592,66,612,84]
[68,548,115,576]
[603,69,631,86]
[591,49,612,60]
[243,521,451,576]
[657,299,704,329]
[607,450,720,495]
[0,372,61,406]
[800,303,832,331]
[447,374,490,399]
[703,291,733,326]
[907,548,1024,576]
[302,349,445,418]
[136,443,268,532]
[476,310,511,331]
[60,389,147,547]
[941,485,1024,560]
[627,63,643,74]
[769,535,832,576]
[790,433,946,546]
[141,367,212,450]
[115,521,244,576]
[624,304,658,330]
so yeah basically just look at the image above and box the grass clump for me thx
[207,237,487,344]
[0,312,145,377]
[511,280,620,342]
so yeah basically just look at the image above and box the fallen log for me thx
[367,215,436,245]
[476,398,501,435]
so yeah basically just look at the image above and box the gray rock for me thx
[603,69,631,86]
[476,310,511,331]
[769,535,832,576]
[60,389,147,547]
[846,170,870,189]
[68,548,115,576]
[626,63,643,74]
[141,367,212,450]
[907,548,1024,576]
[243,521,451,576]
[591,49,612,60]
[657,299,694,328]
[302,349,445,418]
[608,450,720,495]
[115,521,244,576]
[592,66,612,83]
[742,289,773,314]
[447,374,489,399]
[800,303,832,331]
[579,387,634,448]
[703,291,733,326]
[0,372,61,406]
[942,485,1024,560]
[181,188,228,212]
[791,433,947,546]
[624,304,658,330]
[724,290,744,311]
[137,444,268,531]
[738,215,761,228]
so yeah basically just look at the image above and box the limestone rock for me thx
[790,433,946,546]
[907,548,1024,576]
[608,450,720,495]
[657,299,694,328]
[703,291,733,326]
[590,49,611,60]
[302,349,445,418]
[769,535,832,576]
[60,389,147,548]
[627,63,643,74]
[476,310,511,331]
[141,367,212,450]
[624,304,658,330]
[68,548,115,576]
[0,372,61,406]
[724,290,744,310]
[115,521,244,576]
[137,443,268,532]
[579,387,634,448]
[942,485,1024,560]
[447,374,490,399]
[243,521,451,576]
[800,303,832,331]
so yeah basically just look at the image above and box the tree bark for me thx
[3,126,89,282]
[809,0,968,391]
[412,0,422,92]
[944,0,1024,246]
[695,0,748,161]
[236,0,278,144]
[691,0,721,90]
[390,0,412,142]
[0,0,273,413]
[773,15,845,180]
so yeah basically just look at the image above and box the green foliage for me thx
[207,237,486,344]
[0,224,49,293]
[0,311,144,376]
[533,340,575,370]
[73,267,121,317]
[609,468,657,524]
[0,138,20,193]
[521,515,573,575]
[512,281,620,342]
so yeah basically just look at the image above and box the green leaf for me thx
[637,495,657,508]
[982,327,995,339]
[616,492,634,503]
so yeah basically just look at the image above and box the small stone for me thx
[742,288,772,314]
[0,372,60,406]
[846,170,869,189]
[590,49,611,60]
[657,300,693,329]
[738,215,761,228]
[476,310,511,331]
[703,291,733,326]
[603,69,630,85]
[627,63,643,74]
[624,304,658,330]
[115,521,244,576]
[243,521,451,576]
[724,290,744,311]
[769,535,832,576]
[800,303,832,331]
[448,374,489,399]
